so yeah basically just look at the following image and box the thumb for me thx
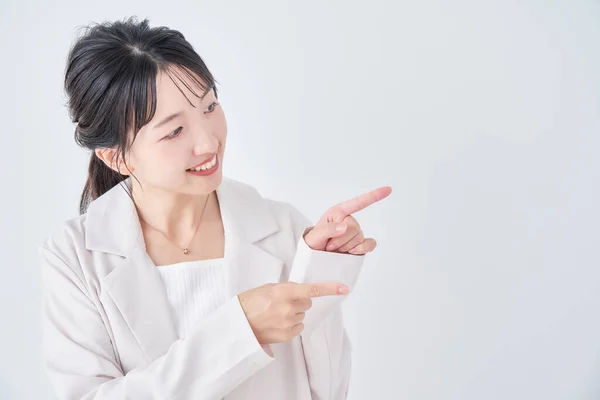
[303,222,347,251]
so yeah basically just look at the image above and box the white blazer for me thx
[39,176,365,400]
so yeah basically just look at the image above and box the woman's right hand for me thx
[238,282,349,344]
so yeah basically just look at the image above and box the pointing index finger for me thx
[289,282,350,299]
[336,186,392,216]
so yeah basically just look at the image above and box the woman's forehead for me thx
[155,67,212,107]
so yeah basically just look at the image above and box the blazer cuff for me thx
[288,227,364,336]
[231,295,275,368]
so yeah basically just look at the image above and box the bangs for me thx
[122,61,216,143]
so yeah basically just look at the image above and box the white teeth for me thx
[190,155,217,171]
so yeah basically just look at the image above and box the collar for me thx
[84,176,280,257]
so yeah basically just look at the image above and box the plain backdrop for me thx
[2,0,600,399]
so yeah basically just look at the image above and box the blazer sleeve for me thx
[39,245,274,400]
[285,205,364,400]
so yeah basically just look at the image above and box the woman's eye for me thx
[163,103,218,140]
[204,101,219,114]
[166,127,182,139]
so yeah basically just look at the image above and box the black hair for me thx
[64,16,219,214]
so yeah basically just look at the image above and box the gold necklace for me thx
[139,192,211,255]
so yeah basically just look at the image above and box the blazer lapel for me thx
[215,177,285,296]
[85,177,285,363]
[102,245,179,362]
[86,179,178,362]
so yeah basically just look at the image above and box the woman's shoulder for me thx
[38,213,90,281]
[264,198,311,230]
[40,212,87,249]
[222,177,311,228]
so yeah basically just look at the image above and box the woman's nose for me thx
[191,125,217,156]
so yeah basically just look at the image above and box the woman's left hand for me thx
[303,186,392,255]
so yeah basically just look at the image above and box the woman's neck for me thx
[130,182,214,241]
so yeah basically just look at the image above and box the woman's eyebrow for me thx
[153,86,213,130]
[153,112,182,130]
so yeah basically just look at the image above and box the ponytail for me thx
[79,153,128,214]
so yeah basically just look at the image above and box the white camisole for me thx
[156,258,227,339]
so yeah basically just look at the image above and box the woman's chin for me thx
[185,169,223,194]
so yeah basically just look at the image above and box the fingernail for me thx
[326,244,334,251]
[338,285,350,294]
[336,223,346,233]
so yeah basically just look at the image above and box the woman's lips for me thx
[187,152,217,170]
[186,154,219,176]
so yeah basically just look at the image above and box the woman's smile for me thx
[186,153,219,176]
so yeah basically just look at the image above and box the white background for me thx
[3,0,600,399]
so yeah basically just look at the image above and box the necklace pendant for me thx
[183,248,189,255]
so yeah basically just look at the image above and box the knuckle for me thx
[287,319,297,329]
[283,303,294,316]
[297,298,312,310]
[310,285,320,298]
[306,298,313,309]
[281,329,293,342]
[285,329,295,340]
[325,211,336,223]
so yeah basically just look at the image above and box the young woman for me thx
[39,17,391,400]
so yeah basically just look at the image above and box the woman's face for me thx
[125,67,227,196]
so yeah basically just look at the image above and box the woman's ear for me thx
[94,148,134,175]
